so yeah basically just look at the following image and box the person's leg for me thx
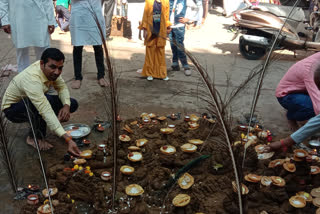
[16,47,30,72]
[175,27,191,76]
[104,0,116,38]
[93,45,108,86]
[72,46,83,89]
[196,0,203,27]
[45,94,78,114]
[60,6,71,31]
[169,29,180,70]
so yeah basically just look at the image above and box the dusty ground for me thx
[0,7,316,213]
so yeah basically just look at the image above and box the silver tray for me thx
[63,123,91,139]
[309,140,320,147]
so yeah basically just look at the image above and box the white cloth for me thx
[70,0,106,46]
[186,0,199,22]
[127,2,144,40]
[0,0,55,49]
[223,0,246,16]
[16,46,48,72]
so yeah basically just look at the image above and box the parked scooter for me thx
[232,2,320,60]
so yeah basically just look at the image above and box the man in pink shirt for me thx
[276,52,320,130]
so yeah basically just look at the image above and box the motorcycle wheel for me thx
[239,36,266,60]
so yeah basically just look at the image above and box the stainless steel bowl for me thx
[309,140,320,148]
[63,123,91,139]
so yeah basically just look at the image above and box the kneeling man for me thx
[1,48,80,156]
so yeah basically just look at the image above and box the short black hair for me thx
[41,48,65,64]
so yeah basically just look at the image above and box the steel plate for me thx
[309,140,320,147]
[63,123,91,139]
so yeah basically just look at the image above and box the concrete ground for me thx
[0,7,315,212]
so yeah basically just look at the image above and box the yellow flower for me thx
[74,165,79,170]
[67,194,70,198]
[43,199,49,204]
[79,166,83,171]
[89,172,94,176]
[86,166,90,170]
[72,199,75,203]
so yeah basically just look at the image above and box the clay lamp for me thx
[293,155,304,162]
[125,184,144,196]
[244,174,261,183]
[294,149,308,158]
[310,166,320,175]
[119,134,131,142]
[123,125,133,134]
[257,131,268,140]
[311,187,320,198]
[271,176,286,187]
[157,116,167,121]
[151,120,158,125]
[168,124,175,129]
[37,204,54,214]
[98,144,107,151]
[140,112,149,118]
[28,184,40,191]
[101,171,111,181]
[309,149,318,155]
[188,139,204,145]
[42,187,58,198]
[289,196,306,208]
[257,152,274,160]
[254,125,262,132]
[172,194,191,207]
[283,162,296,172]
[184,116,190,122]
[160,128,174,134]
[255,145,265,154]
[130,121,138,125]
[178,173,194,189]
[120,165,135,175]
[148,113,156,118]
[27,194,39,205]
[73,158,87,165]
[188,122,200,130]
[170,113,177,120]
[190,114,200,122]
[80,150,92,159]
[136,139,148,147]
[160,145,176,155]
[268,159,284,168]
[296,192,313,203]
[97,124,105,132]
[82,139,91,145]
[128,146,140,151]
[232,181,249,195]
[260,176,272,186]
[180,143,197,153]
[127,152,143,162]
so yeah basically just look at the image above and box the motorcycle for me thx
[232,2,320,60]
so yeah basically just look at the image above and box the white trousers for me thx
[16,46,48,72]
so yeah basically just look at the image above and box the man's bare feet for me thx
[287,119,299,131]
[71,80,81,89]
[98,78,109,87]
[26,136,53,151]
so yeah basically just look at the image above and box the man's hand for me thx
[58,104,70,122]
[179,17,189,24]
[48,25,55,34]
[2,25,11,34]
[263,141,282,153]
[67,140,81,156]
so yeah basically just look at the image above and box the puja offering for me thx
[254,144,265,153]
[127,152,143,162]
[80,150,92,159]
[119,134,131,142]
[120,165,135,175]
[27,194,39,205]
[312,187,320,198]
[232,181,249,195]
[289,196,306,208]
[271,176,285,187]
[260,176,272,186]
[188,122,199,130]
[82,139,91,145]
[257,152,274,160]
[313,198,320,207]
[97,124,105,132]
[172,194,191,207]
[170,113,177,120]
[190,114,200,122]
[42,187,58,197]
[268,159,284,168]
[63,123,91,139]
[73,158,86,165]
[128,146,140,151]
[101,171,112,181]
[37,204,54,214]
[296,192,312,202]
[157,116,167,121]
[123,125,133,134]
[168,124,175,128]
[310,166,320,174]
[148,113,156,118]
[257,131,268,139]
[160,128,174,134]
[294,149,308,158]
[178,173,194,189]
[244,174,261,183]
[160,145,176,155]
[125,184,144,196]
[180,143,197,153]
[136,138,148,147]
[184,115,190,122]
[283,162,296,172]
[188,139,204,145]
[98,144,107,151]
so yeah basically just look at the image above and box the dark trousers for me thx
[103,0,115,38]
[169,26,188,67]
[56,5,71,31]
[73,45,105,80]
[3,95,78,139]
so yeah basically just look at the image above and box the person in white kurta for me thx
[0,0,55,72]
[70,0,108,89]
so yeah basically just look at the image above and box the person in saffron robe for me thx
[139,0,172,81]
